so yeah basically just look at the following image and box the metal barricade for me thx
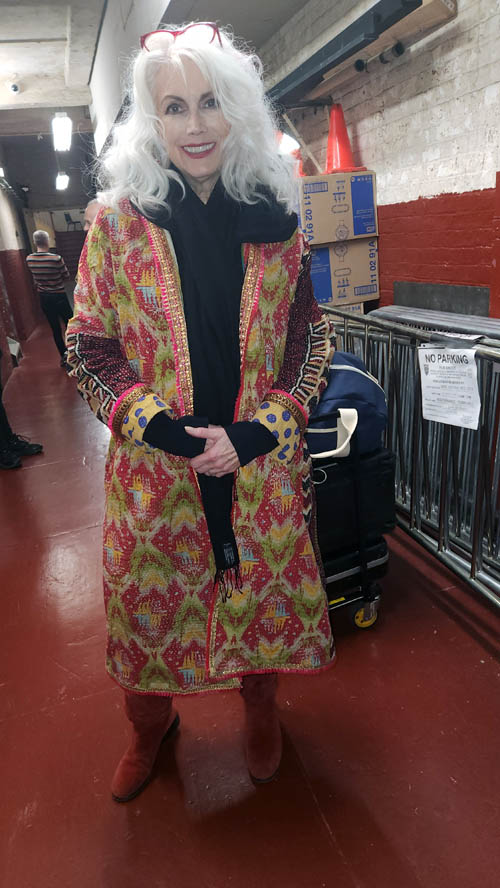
[323,305,500,610]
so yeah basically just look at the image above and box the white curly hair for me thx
[97,24,296,216]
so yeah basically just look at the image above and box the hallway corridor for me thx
[1,327,499,888]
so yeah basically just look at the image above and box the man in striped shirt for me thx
[26,230,72,368]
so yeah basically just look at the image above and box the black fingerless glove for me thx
[225,421,278,467]
[143,413,209,458]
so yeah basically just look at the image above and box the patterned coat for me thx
[66,201,335,696]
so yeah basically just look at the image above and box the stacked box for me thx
[298,171,377,245]
[296,171,379,308]
[310,238,378,307]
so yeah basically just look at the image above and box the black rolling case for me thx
[312,446,396,628]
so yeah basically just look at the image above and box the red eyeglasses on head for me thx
[140,22,222,52]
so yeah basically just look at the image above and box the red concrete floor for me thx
[1,326,500,888]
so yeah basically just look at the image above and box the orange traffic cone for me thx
[325,104,366,173]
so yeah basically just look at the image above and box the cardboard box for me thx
[341,302,365,315]
[298,171,377,246]
[311,237,379,306]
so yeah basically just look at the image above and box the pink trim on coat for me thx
[108,653,336,697]
[268,388,309,425]
[107,382,145,435]
[233,244,266,421]
[140,217,186,415]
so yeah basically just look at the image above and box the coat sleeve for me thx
[250,247,334,464]
[65,213,174,446]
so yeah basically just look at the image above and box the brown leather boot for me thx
[241,674,281,782]
[111,691,179,802]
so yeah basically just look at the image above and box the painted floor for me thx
[1,326,499,888]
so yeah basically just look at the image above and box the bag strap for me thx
[349,431,369,590]
[310,408,358,459]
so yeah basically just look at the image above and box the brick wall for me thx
[261,0,375,93]
[264,0,499,201]
[262,0,500,316]
[378,186,498,314]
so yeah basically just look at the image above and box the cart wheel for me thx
[352,605,378,629]
[352,605,379,629]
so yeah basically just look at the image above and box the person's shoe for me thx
[111,693,179,803]
[241,674,282,782]
[0,447,22,470]
[8,434,43,457]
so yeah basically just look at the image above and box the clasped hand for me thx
[185,425,240,477]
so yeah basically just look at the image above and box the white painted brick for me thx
[269,0,499,201]
[260,0,378,88]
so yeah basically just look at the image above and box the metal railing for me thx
[323,304,500,610]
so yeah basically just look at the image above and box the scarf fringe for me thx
[214,565,243,603]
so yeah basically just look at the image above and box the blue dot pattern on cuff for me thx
[252,397,303,465]
[278,443,290,460]
[121,391,171,453]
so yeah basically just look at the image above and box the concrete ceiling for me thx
[0,0,106,113]
[2,130,95,209]
[161,0,306,52]
[0,0,305,133]
[0,0,306,209]
[0,105,93,137]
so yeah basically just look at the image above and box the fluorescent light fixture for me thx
[278,133,301,155]
[0,167,4,177]
[52,112,72,151]
[56,172,69,190]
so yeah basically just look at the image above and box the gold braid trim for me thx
[266,392,307,435]
[111,385,150,438]
[239,243,264,358]
[144,222,194,414]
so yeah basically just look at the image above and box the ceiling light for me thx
[278,133,301,155]
[52,112,72,151]
[56,172,69,190]
[0,167,4,177]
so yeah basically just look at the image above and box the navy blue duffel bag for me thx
[306,351,388,458]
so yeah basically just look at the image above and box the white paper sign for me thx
[417,346,481,430]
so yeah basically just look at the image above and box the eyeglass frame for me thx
[140,22,223,51]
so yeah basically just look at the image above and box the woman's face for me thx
[155,59,230,191]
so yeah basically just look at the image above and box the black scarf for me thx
[138,173,297,594]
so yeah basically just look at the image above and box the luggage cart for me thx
[324,304,500,611]
[312,441,396,629]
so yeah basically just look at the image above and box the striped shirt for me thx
[26,251,70,293]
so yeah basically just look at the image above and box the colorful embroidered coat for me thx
[66,201,335,696]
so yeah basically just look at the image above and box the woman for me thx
[67,22,335,803]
